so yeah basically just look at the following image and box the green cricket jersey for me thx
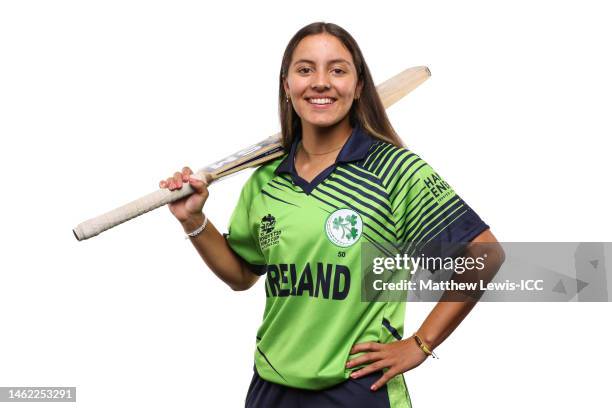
[226,124,489,393]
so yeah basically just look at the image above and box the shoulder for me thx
[239,155,286,197]
[363,140,429,180]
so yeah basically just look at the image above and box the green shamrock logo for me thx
[346,214,357,226]
[332,215,360,241]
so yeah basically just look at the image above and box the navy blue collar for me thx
[274,124,375,194]
[274,124,374,176]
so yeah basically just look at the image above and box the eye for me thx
[297,67,313,74]
[332,68,346,75]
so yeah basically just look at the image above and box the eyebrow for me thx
[292,58,353,67]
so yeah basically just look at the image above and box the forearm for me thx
[416,237,505,349]
[416,300,477,350]
[181,213,258,291]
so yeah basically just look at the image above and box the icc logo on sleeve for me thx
[259,214,281,250]
[325,209,363,248]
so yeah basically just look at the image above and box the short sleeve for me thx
[391,150,489,261]
[225,177,267,275]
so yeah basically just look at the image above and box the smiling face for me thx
[283,33,362,131]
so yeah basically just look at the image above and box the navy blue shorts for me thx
[245,366,411,408]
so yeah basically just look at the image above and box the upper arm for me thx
[470,228,506,266]
[238,259,261,290]
[389,149,490,260]
[471,228,495,243]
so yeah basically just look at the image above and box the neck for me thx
[299,118,353,158]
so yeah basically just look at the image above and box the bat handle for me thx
[72,172,209,241]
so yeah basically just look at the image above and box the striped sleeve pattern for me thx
[363,142,489,259]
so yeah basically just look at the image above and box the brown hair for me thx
[278,22,404,150]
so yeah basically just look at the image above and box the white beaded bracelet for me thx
[184,214,208,240]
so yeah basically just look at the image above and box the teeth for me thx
[309,98,334,105]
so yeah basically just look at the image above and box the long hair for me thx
[278,22,404,150]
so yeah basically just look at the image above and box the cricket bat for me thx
[73,66,431,241]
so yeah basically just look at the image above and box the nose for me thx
[311,71,331,91]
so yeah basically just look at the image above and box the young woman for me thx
[160,22,504,408]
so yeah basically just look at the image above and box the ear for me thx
[355,79,364,100]
[283,77,290,96]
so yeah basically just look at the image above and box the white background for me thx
[1,1,611,407]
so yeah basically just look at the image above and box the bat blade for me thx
[73,66,431,241]
[378,66,431,109]
[201,134,286,183]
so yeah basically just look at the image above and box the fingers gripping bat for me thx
[73,66,431,241]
